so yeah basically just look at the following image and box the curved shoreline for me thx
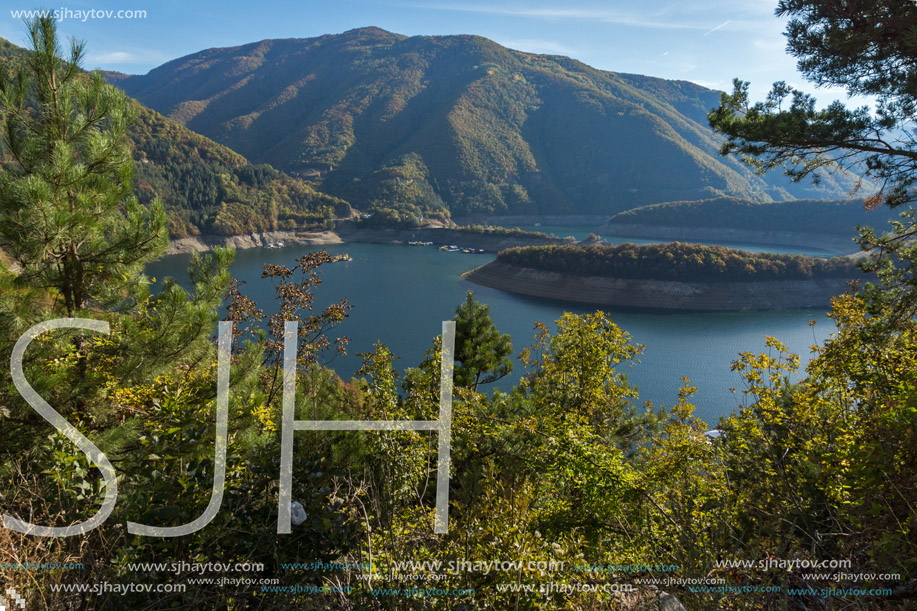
[462,261,853,311]
[165,230,344,255]
[165,225,570,255]
[163,220,862,258]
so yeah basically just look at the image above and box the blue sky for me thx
[2,0,855,103]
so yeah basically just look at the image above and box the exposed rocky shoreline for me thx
[462,261,854,311]
[163,218,862,263]
[164,224,570,255]
[334,223,571,250]
[165,230,343,255]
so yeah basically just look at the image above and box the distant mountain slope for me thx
[128,104,347,236]
[111,27,861,220]
[0,38,345,238]
[608,197,896,236]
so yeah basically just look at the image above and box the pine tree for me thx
[0,16,167,316]
[453,291,513,391]
[708,0,917,325]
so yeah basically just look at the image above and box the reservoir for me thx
[147,238,838,424]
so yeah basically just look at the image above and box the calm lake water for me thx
[147,235,839,425]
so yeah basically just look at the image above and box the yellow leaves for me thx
[522,311,642,420]
[731,336,802,408]
[109,367,213,412]
[251,401,277,432]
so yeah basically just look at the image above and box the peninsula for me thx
[462,243,863,311]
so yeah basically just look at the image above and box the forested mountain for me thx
[128,105,348,236]
[608,196,897,235]
[0,37,346,237]
[109,27,861,220]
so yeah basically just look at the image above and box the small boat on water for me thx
[439,244,482,253]
[265,243,276,248]
[408,240,433,246]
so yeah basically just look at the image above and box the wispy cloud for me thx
[85,48,170,66]
[702,20,730,36]
[496,38,575,55]
[689,78,726,90]
[404,3,709,31]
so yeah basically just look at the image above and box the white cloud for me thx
[85,48,169,67]
[89,51,140,63]
[702,20,730,36]
[688,79,725,90]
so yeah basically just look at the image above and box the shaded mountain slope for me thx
[0,37,345,238]
[608,196,895,236]
[111,28,861,220]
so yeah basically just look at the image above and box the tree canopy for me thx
[709,0,916,208]
[709,0,917,324]
[497,242,861,281]
[453,291,513,391]
[0,17,167,315]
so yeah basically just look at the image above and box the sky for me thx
[1,0,858,103]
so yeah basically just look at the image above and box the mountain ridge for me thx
[0,37,345,237]
[109,27,862,221]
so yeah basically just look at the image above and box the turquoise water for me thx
[147,238,837,425]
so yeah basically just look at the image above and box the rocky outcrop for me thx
[462,262,852,311]
[334,223,572,252]
[165,230,343,254]
[604,223,859,255]
[164,225,571,255]
[658,592,688,611]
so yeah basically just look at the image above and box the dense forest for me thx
[608,196,898,236]
[0,37,347,238]
[110,28,860,219]
[130,104,351,236]
[496,242,862,281]
[456,224,571,239]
